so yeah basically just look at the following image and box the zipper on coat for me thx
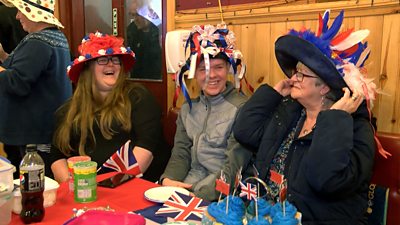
[194,98,212,161]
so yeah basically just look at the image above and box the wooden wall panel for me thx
[376,14,400,133]
[166,1,400,133]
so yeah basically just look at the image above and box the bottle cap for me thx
[26,144,37,151]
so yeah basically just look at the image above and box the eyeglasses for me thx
[292,69,319,82]
[96,56,121,65]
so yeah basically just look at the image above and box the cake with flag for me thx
[246,198,273,221]
[201,171,246,224]
[201,198,301,225]
[201,167,302,224]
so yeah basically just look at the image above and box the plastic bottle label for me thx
[20,167,44,192]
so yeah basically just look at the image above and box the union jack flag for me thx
[239,181,257,200]
[155,192,210,221]
[99,140,142,177]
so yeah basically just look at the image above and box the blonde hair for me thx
[54,62,135,156]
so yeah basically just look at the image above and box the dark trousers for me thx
[4,144,53,179]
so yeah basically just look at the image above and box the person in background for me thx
[233,10,388,224]
[126,0,161,80]
[0,0,72,178]
[0,2,27,54]
[50,32,169,183]
[160,24,250,201]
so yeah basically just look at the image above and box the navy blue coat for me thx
[234,84,375,225]
[0,28,72,145]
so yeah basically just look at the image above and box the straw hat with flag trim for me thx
[0,0,63,28]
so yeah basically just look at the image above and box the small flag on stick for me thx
[239,181,257,200]
[232,167,242,196]
[216,178,230,196]
[269,169,284,185]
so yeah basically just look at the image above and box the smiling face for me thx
[290,62,330,107]
[195,58,229,97]
[92,56,122,98]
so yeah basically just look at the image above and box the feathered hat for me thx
[67,32,135,84]
[275,10,375,103]
[275,10,391,158]
[177,23,246,108]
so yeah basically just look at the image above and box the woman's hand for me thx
[51,159,69,183]
[330,87,363,114]
[273,79,294,97]
[162,178,193,190]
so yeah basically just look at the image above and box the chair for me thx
[162,107,180,149]
[370,132,400,225]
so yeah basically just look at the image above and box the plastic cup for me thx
[0,193,13,225]
[73,161,97,203]
[67,156,91,193]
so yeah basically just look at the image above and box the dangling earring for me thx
[321,95,325,106]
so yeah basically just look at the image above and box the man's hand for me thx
[162,178,193,190]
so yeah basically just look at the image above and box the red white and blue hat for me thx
[275,10,392,158]
[67,32,135,83]
[177,23,246,108]
[275,10,375,102]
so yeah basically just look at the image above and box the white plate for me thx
[144,186,190,203]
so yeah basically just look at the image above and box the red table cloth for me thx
[10,172,158,225]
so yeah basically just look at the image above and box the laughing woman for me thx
[49,32,169,183]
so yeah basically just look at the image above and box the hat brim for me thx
[4,0,64,28]
[68,54,135,84]
[275,35,346,90]
[0,0,14,7]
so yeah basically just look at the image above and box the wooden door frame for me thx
[58,0,84,57]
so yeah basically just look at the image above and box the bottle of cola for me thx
[19,144,45,223]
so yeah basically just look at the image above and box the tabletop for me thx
[10,172,159,225]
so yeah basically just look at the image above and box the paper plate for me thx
[144,186,190,203]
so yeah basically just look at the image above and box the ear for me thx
[320,84,330,96]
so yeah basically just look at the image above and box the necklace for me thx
[302,124,316,135]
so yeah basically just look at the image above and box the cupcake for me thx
[246,198,273,221]
[271,211,299,225]
[201,196,245,225]
[247,216,272,225]
[270,201,297,219]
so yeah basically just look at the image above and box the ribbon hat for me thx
[1,0,63,28]
[67,32,135,84]
[177,23,246,108]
